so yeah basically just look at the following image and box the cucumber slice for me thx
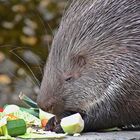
[6,119,26,136]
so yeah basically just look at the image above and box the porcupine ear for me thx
[74,55,87,67]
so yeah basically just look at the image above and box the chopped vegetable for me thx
[18,132,67,139]
[6,119,26,136]
[0,116,7,127]
[0,118,26,137]
[6,114,18,120]
[39,109,54,120]
[0,135,15,140]
[39,109,54,128]
[1,125,8,136]
[12,110,41,126]
[4,105,20,114]
[0,108,3,112]
[73,133,81,136]
[41,119,48,128]
[101,127,121,132]
[0,113,5,120]
[20,107,39,118]
[60,113,84,134]
[19,92,38,108]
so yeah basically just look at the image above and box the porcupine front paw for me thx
[45,116,63,133]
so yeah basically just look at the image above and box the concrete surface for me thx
[17,131,140,140]
[66,131,140,140]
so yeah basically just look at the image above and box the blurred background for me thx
[0,0,67,106]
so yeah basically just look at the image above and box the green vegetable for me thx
[0,119,26,137]
[12,110,41,126]
[20,107,39,118]
[0,135,15,140]
[4,104,39,118]
[0,116,9,137]
[19,92,38,108]
[0,112,5,120]
[18,132,66,139]
[6,119,26,136]
[1,125,8,135]
[60,113,84,134]
[101,127,121,132]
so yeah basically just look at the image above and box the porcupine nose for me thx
[37,94,64,115]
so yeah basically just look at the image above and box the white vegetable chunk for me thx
[60,113,84,134]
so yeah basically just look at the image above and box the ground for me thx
[17,131,140,140]
[66,131,140,140]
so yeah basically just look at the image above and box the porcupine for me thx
[37,0,140,132]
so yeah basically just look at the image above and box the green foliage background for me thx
[0,0,67,106]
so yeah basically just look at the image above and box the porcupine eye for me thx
[64,55,87,82]
[65,76,73,82]
[63,73,74,82]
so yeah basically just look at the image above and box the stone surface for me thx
[17,131,140,140]
[66,131,140,140]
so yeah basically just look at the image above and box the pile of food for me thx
[0,93,84,139]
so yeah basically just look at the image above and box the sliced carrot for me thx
[41,119,48,128]
[6,114,18,120]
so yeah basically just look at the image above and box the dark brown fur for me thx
[37,0,140,132]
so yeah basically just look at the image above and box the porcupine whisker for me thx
[0,45,37,85]
[9,46,41,87]
[32,10,53,52]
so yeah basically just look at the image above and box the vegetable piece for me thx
[101,127,121,132]
[6,114,18,120]
[0,108,3,112]
[19,92,38,108]
[12,110,41,126]
[60,113,84,134]
[0,135,15,140]
[41,119,48,128]
[0,116,7,128]
[0,118,8,136]
[0,117,26,137]
[18,132,67,139]
[0,116,15,139]
[20,107,39,118]
[4,105,20,114]
[0,113,5,120]
[73,133,81,136]
[6,119,26,136]
[39,109,54,120]
[1,125,8,136]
